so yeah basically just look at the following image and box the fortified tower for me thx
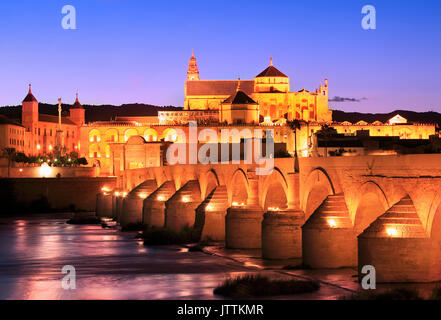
[69,93,85,126]
[22,84,39,133]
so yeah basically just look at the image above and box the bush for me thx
[67,215,101,225]
[121,222,144,232]
[345,288,423,300]
[283,264,311,270]
[30,195,51,213]
[430,287,441,300]
[274,150,292,158]
[213,274,320,299]
[143,226,200,245]
[77,157,88,166]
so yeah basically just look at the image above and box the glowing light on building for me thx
[101,186,111,192]
[386,227,398,237]
[36,144,41,150]
[268,207,280,212]
[205,204,213,211]
[139,193,148,199]
[49,145,53,151]
[263,116,273,125]
[122,192,128,198]
[39,163,51,178]
[157,196,165,201]
[114,192,120,197]
[182,196,190,202]
[232,202,246,207]
[327,219,337,228]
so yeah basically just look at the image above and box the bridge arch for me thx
[302,167,335,219]
[227,168,250,206]
[426,191,441,240]
[353,181,390,234]
[199,168,220,199]
[261,167,288,210]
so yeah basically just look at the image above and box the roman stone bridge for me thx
[96,154,441,283]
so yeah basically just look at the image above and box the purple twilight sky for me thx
[0,0,440,113]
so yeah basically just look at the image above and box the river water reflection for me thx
[0,215,252,300]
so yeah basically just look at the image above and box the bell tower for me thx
[186,49,199,81]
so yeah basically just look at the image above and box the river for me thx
[0,214,255,300]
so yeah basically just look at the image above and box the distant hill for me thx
[0,103,183,123]
[332,109,441,127]
[0,103,439,128]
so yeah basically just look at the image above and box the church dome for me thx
[255,58,288,78]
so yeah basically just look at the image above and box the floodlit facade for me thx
[1,53,437,177]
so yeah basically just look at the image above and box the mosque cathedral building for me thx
[0,52,436,176]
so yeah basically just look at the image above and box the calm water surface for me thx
[0,214,252,300]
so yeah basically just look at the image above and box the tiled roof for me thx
[223,90,257,105]
[71,94,83,109]
[23,92,37,103]
[186,80,254,96]
[256,65,288,78]
[0,115,23,127]
[39,114,76,126]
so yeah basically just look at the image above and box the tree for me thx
[14,152,29,164]
[316,125,338,157]
[287,120,302,173]
[77,157,88,166]
[2,148,16,178]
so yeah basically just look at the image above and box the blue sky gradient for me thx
[0,0,440,112]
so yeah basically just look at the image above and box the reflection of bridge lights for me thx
[386,227,398,237]
[139,193,147,199]
[327,219,337,228]
[182,196,190,203]
[157,196,165,201]
[205,205,213,211]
